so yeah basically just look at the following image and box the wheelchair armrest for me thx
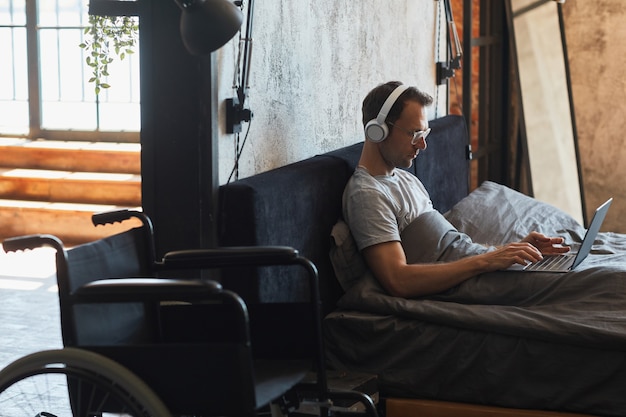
[2,234,64,253]
[74,278,223,303]
[74,278,250,343]
[162,246,300,269]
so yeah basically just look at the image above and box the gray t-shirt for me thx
[343,167,434,251]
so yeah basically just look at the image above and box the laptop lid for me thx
[505,197,612,272]
[570,197,612,269]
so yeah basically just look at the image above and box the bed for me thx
[218,114,626,416]
[325,180,626,416]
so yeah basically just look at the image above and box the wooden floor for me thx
[385,398,596,417]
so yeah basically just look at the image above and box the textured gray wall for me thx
[564,2,626,232]
[214,1,447,184]
[211,1,626,233]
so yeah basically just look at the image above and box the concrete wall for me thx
[564,2,626,232]
[207,1,626,233]
[213,1,447,184]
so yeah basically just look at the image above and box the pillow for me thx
[444,181,583,246]
[401,210,493,263]
[329,220,368,291]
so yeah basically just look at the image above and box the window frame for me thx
[1,0,139,143]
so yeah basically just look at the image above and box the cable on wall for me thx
[226,0,254,183]
[434,0,443,118]
[226,118,253,184]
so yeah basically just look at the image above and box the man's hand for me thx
[484,242,544,270]
[482,232,570,270]
[521,231,571,255]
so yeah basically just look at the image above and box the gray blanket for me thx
[338,209,626,349]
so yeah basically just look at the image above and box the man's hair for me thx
[362,81,433,127]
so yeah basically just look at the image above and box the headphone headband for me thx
[364,84,409,143]
[376,84,409,124]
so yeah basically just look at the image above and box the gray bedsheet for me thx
[324,182,626,415]
[339,215,626,350]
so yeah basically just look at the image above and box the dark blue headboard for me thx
[218,114,470,313]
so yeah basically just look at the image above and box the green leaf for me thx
[80,15,138,92]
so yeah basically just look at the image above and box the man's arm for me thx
[362,239,555,298]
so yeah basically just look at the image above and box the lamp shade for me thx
[177,0,243,55]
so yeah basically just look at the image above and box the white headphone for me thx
[364,84,410,143]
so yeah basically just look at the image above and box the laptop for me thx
[507,198,613,272]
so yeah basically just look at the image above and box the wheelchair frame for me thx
[0,209,378,417]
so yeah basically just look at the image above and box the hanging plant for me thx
[79,14,138,95]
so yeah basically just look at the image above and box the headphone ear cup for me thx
[365,119,388,143]
[364,84,408,143]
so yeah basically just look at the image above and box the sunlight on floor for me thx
[0,245,57,292]
[0,278,44,291]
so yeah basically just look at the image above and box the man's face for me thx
[379,101,429,169]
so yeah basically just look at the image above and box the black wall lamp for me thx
[173,0,253,134]
[90,0,243,54]
[173,0,244,55]
[174,0,254,134]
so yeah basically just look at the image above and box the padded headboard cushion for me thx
[218,114,469,313]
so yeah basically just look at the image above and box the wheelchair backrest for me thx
[61,226,156,347]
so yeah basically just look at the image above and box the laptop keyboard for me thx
[525,255,573,271]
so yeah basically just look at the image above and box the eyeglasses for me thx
[388,122,431,145]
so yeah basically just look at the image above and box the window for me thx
[0,0,140,142]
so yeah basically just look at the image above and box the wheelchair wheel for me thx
[0,348,170,417]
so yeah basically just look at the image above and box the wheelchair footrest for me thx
[292,370,378,415]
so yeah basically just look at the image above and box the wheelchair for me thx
[0,210,378,417]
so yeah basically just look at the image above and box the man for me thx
[342,81,569,298]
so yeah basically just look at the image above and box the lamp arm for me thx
[237,0,254,107]
[436,0,462,85]
[227,0,254,133]
[444,0,462,69]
